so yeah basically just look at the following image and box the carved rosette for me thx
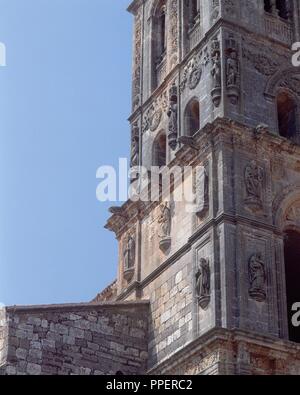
[248,253,267,302]
[142,92,168,133]
[180,52,202,93]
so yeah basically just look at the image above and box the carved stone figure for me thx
[130,123,139,167]
[227,51,238,87]
[123,235,135,280]
[211,52,221,89]
[248,253,266,302]
[244,162,264,209]
[195,257,211,309]
[158,203,171,239]
[210,38,222,107]
[167,83,178,150]
[195,166,209,218]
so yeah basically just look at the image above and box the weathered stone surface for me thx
[0,302,148,375]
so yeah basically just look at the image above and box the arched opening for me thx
[264,0,272,13]
[284,229,300,343]
[152,1,167,90]
[185,99,200,136]
[276,0,289,19]
[264,0,289,19]
[189,0,200,29]
[277,91,298,141]
[153,132,167,167]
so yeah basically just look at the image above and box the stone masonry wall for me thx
[0,301,149,375]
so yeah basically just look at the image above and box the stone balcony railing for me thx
[156,56,167,87]
[264,14,293,46]
[188,22,202,52]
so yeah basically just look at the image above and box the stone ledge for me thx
[4,300,150,315]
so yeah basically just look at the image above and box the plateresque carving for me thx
[158,203,171,252]
[248,253,266,302]
[167,83,178,150]
[195,256,211,309]
[123,234,136,281]
[244,161,264,210]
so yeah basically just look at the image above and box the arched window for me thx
[264,0,289,19]
[153,132,167,167]
[276,0,289,19]
[152,1,167,90]
[277,91,298,141]
[284,230,300,343]
[264,0,272,13]
[185,99,200,136]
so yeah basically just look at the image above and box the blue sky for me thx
[0,0,132,305]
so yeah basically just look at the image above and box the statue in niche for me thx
[244,162,264,209]
[226,51,238,87]
[195,256,211,309]
[158,203,171,252]
[130,123,139,168]
[248,253,266,302]
[167,83,178,150]
[195,166,209,218]
[211,51,221,89]
[123,235,135,280]
[158,203,171,239]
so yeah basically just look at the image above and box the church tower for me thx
[106,0,300,374]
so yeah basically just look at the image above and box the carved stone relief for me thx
[210,37,222,107]
[169,0,179,70]
[244,161,264,210]
[195,255,211,309]
[132,12,142,111]
[225,34,240,105]
[158,202,171,252]
[180,52,202,93]
[130,123,139,168]
[167,82,178,150]
[142,91,168,133]
[195,165,209,218]
[123,234,136,281]
[248,253,267,302]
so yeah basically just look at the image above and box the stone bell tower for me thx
[105,0,300,374]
